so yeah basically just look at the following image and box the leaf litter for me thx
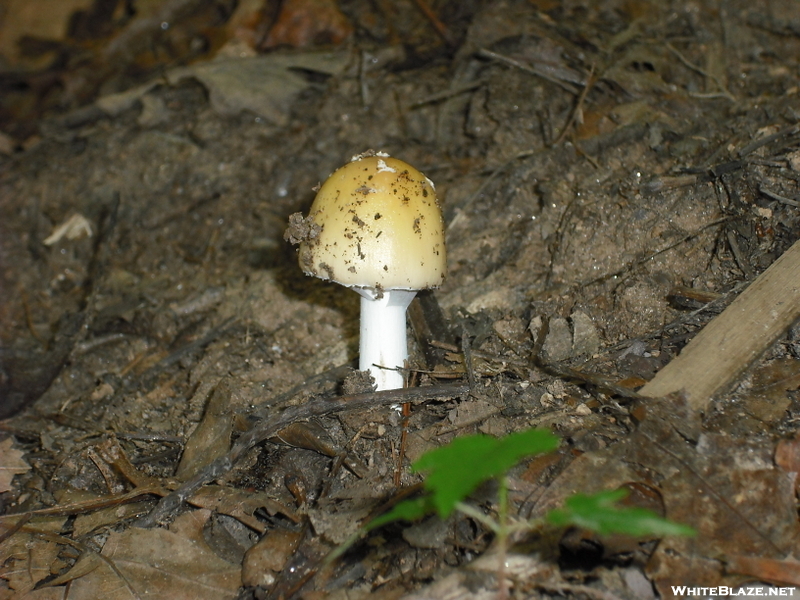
[2,0,800,598]
[0,440,30,494]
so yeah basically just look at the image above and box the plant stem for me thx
[455,502,500,533]
[497,475,509,600]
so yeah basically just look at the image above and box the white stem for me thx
[355,289,417,391]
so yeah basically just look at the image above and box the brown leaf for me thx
[0,516,65,593]
[530,393,799,591]
[0,0,92,70]
[739,358,800,422]
[64,511,241,600]
[241,527,303,588]
[176,379,232,481]
[775,435,800,473]
[0,538,60,593]
[261,0,353,49]
[0,438,31,493]
[11,588,69,599]
[272,421,339,457]
[73,500,150,537]
[725,554,800,585]
[750,358,800,392]
[188,485,299,533]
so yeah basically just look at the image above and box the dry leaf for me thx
[62,510,241,600]
[0,516,66,594]
[0,538,60,594]
[241,527,303,587]
[188,485,299,532]
[164,52,350,125]
[529,394,799,593]
[725,554,800,586]
[261,0,353,49]
[775,436,800,473]
[0,0,95,70]
[0,438,31,493]
[725,555,800,585]
[176,380,232,481]
[9,588,68,599]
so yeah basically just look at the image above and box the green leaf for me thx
[325,496,436,566]
[412,429,559,518]
[546,489,695,537]
[365,496,436,532]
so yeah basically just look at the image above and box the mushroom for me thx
[285,151,446,390]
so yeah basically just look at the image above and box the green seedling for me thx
[413,428,560,518]
[327,426,694,596]
[370,427,692,535]
[547,488,695,537]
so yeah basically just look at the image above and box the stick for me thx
[639,239,800,412]
[134,382,470,528]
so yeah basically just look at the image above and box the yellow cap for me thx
[298,153,446,291]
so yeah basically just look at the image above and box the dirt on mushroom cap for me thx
[293,155,446,291]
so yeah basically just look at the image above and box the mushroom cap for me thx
[299,154,446,291]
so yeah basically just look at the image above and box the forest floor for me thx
[2,0,800,598]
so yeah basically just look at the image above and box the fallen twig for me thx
[134,382,471,528]
[477,48,582,95]
[640,237,800,411]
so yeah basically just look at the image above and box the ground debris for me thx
[3,0,800,598]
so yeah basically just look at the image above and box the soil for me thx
[2,0,800,598]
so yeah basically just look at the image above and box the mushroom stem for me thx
[356,289,417,391]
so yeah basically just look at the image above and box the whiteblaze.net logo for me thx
[671,587,796,597]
